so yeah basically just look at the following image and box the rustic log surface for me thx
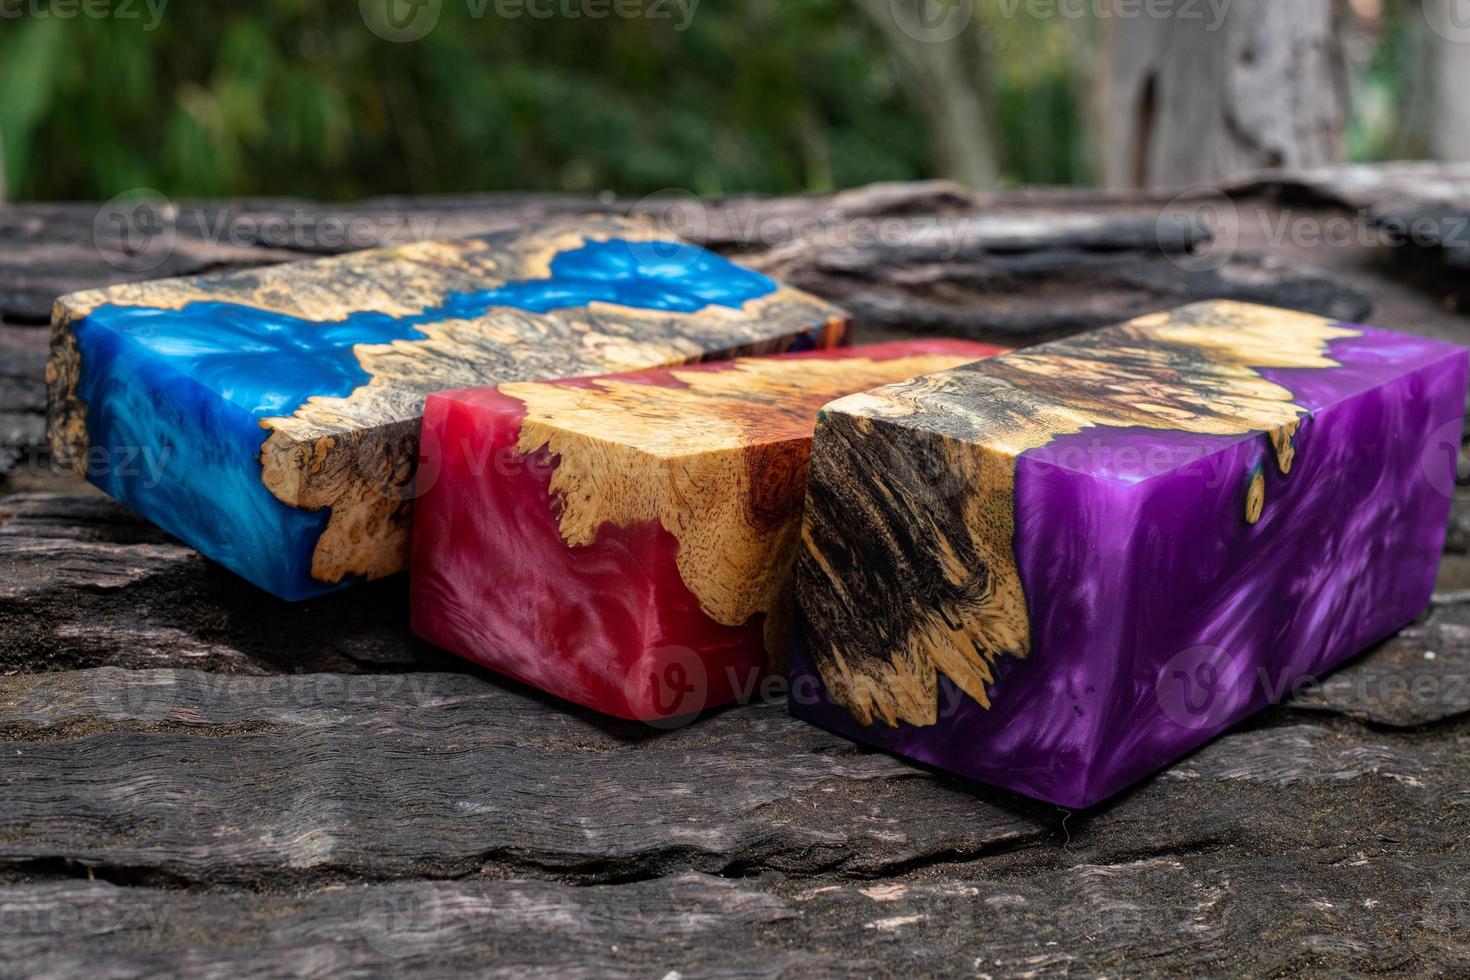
[2,171,1469,977]
[1230,163,1470,294]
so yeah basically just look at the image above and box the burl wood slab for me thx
[794,300,1469,807]
[409,340,1005,722]
[45,216,848,599]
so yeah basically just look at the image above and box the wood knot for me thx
[743,440,808,532]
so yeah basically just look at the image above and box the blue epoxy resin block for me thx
[47,216,849,599]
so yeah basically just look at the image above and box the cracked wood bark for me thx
[2,662,1470,978]
[1098,0,1347,188]
[0,184,1370,343]
[0,349,44,479]
[1,666,1468,886]
[1228,163,1470,298]
[0,493,442,675]
[3,855,1467,978]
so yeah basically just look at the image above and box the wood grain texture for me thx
[0,668,1050,887]
[3,668,1470,977]
[0,348,45,479]
[4,489,1470,974]
[800,301,1356,727]
[3,669,1469,887]
[0,493,444,676]
[500,343,1002,659]
[4,854,1468,978]
[2,183,1372,342]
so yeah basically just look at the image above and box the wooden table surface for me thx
[2,172,1468,977]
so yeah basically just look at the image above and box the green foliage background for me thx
[0,0,1410,202]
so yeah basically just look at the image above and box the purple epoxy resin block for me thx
[794,301,1468,808]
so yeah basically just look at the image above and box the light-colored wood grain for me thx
[501,346,995,659]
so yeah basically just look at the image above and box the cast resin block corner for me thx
[794,301,1468,807]
[46,216,848,599]
[409,340,1006,722]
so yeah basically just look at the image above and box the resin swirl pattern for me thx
[794,301,1468,806]
[409,340,1005,722]
[47,216,848,598]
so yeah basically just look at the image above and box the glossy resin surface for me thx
[410,340,1006,722]
[794,301,1469,807]
[47,217,848,598]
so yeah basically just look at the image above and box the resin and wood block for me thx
[409,339,1007,722]
[794,301,1469,807]
[46,216,848,600]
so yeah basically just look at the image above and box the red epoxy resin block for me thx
[410,340,1006,722]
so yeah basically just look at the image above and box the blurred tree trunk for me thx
[1424,0,1470,160]
[1098,0,1348,188]
[853,0,1000,189]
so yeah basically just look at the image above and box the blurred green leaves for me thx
[0,14,66,194]
[0,0,1429,202]
[0,0,949,200]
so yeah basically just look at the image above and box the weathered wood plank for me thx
[0,493,444,675]
[0,184,1372,345]
[3,853,1467,979]
[0,668,1052,888]
[1230,163,1470,298]
[0,348,44,481]
[1,667,1467,893]
[1285,600,1470,728]
[7,488,1469,720]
